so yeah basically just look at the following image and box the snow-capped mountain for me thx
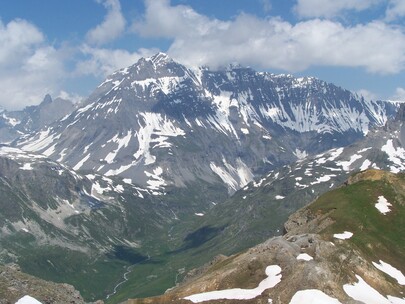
[16,53,399,194]
[0,94,74,143]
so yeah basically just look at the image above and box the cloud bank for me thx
[0,19,66,110]
[134,0,405,74]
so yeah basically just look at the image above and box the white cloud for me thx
[386,0,405,21]
[57,90,83,104]
[75,44,158,77]
[392,87,405,101]
[133,0,405,74]
[0,19,44,67]
[86,0,126,45]
[132,0,226,39]
[0,19,66,110]
[293,0,382,18]
[356,89,379,101]
[260,0,272,13]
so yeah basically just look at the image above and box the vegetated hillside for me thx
[126,169,405,304]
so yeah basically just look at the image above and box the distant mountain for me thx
[0,94,75,143]
[16,53,399,194]
[129,169,405,304]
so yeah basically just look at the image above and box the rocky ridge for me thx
[0,263,91,304]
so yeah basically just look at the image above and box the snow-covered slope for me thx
[16,53,399,194]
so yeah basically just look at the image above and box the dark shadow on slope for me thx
[108,245,148,264]
[168,225,226,254]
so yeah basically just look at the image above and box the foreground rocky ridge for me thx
[0,264,89,304]
[127,169,405,303]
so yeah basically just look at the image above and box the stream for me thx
[105,252,151,300]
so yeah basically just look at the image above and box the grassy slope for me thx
[308,170,405,274]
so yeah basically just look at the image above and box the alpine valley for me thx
[0,53,404,303]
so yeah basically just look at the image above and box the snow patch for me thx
[333,231,353,240]
[311,174,336,185]
[183,265,282,303]
[275,195,285,200]
[145,167,166,191]
[336,154,362,171]
[381,139,405,173]
[20,163,33,170]
[293,149,308,160]
[123,178,132,184]
[210,157,254,192]
[289,289,341,304]
[375,196,392,215]
[240,128,249,134]
[372,260,405,285]
[133,112,185,166]
[360,159,372,171]
[15,295,42,304]
[296,253,313,261]
[343,274,404,304]
[73,153,91,171]
[105,130,132,164]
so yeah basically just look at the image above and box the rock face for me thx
[16,53,398,194]
[126,169,405,303]
[0,264,87,304]
[0,94,75,143]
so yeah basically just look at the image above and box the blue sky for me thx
[0,0,404,110]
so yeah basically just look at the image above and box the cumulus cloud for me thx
[132,0,226,39]
[260,0,272,13]
[75,44,158,77]
[392,87,405,101]
[293,0,382,18]
[356,89,379,101]
[133,0,405,74]
[86,0,126,45]
[385,0,405,21]
[0,19,66,110]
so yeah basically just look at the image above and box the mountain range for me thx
[15,53,399,194]
[0,53,404,303]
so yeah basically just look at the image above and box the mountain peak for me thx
[40,94,53,106]
[148,52,173,66]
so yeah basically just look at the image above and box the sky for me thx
[0,0,405,110]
